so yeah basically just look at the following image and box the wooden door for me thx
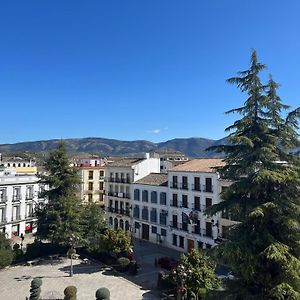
[187,239,195,252]
[142,223,149,240]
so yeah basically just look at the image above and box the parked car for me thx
[157,256,178,270]
[215,264,235,280]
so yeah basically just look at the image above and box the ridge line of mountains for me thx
[0,137,229,158]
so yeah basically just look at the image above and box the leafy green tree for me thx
[0,232,13,268]
[36,142,83,245]
[207,50,300,299]
[167,249,219,299]
[81,202,106,251]
[97,228,131,255]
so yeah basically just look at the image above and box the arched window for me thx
[114,218,118,230]
[120,219,124,230]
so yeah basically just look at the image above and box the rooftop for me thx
[107,158,145,167]
[134,173,168,186]
[171,158,225,173]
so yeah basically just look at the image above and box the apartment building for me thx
[105,154,160,231]
[132,173,169,245]
[74,158,106,205]
[0,155,37,174]
[167,159,230,252]
[0,167,46,238]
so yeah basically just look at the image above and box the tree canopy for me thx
[36,142,83,245]
[207,50,300,299]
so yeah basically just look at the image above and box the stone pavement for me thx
[0,257,159,300]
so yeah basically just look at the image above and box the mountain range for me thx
[0,137,228,158]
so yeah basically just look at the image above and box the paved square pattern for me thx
[0,258,158,300]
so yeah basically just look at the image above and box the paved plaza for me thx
[0,258,159,300]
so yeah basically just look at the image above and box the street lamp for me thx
[67,234,79,277]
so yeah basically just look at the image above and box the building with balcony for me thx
[75,158,106,205]
[105,154,160,232]
[132,173,169,245]
[167,158,231,252]
[0,167,46,238]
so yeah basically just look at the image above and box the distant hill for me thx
[0,137,227,158]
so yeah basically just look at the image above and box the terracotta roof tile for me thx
[171,159,225,173]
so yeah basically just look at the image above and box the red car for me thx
[158,257,178,270]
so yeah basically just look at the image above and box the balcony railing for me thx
[0,196,7,203]
[202,185,213,193]
[170,221,178,228]
[107,192,131,199]
[26,194,34,200]
[13,195,22,201]
[170,183,178,189]
[202,229,213,238]
[0,218,7,224]
[170,200,178,207]
[192,184,201,191]
[11,215,21,221]
[180,183,189,190]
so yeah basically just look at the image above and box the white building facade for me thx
[105,155,160,232]
[132,173,169,245]
[0,168,46,238]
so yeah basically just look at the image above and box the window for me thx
[205,178,213,193]
[88,194,93,201]
[0,188,7,202]
[160,192,167,205]
[182,195,188,208]
[161,228,167,237]
[88,182,93,191]
[151,191,157,203]
[88,171,93,180]
[221,186,229,193]
[133,205,140,219]
[194,196,200,211]
[181,176,188,190]
[172,215,178,228]
[100,170,104,177]
[13,187,21,201]
[126,173,130,183]
[150,209,157,223]
[171,194,178,207]
[152,226,157,234]
[134,189,140,201]
[26,186,34,199]
[142,190,148,202]
[99,182,104,190]
[109,217,113,226]
[205,198,212,208]
[172,176,178,188]
[142,207,149,221]
[160,211,167,226]
[205,222,212,238]
[172,234,177,246]
[179,236,184,248]
[194,220,201,235]
[193,177,200,191]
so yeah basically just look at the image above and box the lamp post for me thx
[67,234,79,277]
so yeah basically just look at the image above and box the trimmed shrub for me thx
[25,241,68,260]
[64,285,77,300]
[29,278,42,300]
[95,287,110,300]
[0,233,13,268]
[116,257,130,272]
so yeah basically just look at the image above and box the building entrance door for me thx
[187,239,195,252]
[142,223,149,240]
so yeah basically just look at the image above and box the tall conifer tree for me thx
[36,142,82,244]
[208,50,300,299]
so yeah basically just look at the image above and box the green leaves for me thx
[207,50,300,299]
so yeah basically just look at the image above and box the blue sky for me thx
[0,1,299,144]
